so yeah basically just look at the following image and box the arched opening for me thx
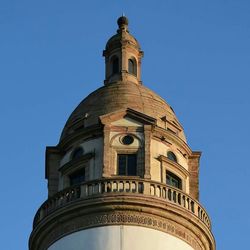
[167,151,177,163]
[111,56,119,75]
[128,58,137,76]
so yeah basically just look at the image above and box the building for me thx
[29,16,216,250]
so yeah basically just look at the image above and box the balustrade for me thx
[33,177,210,229]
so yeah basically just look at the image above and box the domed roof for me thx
[105,16,140,51]
[60,81,186,142]
[105,32,140,50]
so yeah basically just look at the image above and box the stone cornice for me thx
[58,124,103,151]
[99,108,156,126]
[158,155,190,177]
[59,152,94,175]
[153,126,193,156]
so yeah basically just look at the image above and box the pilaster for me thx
[102,124,111,177]
[144,125,152,179]
[188,151,201,200]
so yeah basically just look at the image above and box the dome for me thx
[60,81,186,142]
[105,31,140,51]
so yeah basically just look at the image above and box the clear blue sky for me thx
[1,1,249,249]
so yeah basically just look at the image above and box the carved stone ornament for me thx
[39,211,204,250]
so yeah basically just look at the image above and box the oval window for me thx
[122,135,134,145]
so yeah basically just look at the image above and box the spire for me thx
[103,16,144,85]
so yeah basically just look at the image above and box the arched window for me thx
[71,147,84,160]
[128,58,137,76]
[111,56,119,75]
[166,171,182,189]
[167,151,177,163]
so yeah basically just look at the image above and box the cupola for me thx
[103,16,144,85]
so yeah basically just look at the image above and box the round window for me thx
[122,135,134,145]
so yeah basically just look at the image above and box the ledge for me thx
[59,152,94,175]
[157,155,190,178]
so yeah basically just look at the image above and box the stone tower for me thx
[29,16,215,250]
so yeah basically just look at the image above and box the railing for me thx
[33,177,210,229]
[149,182,211,228]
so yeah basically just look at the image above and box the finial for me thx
[117,15,129,32]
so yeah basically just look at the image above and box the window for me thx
[128,58,137,76]
[167,151,177,162]
[118,154,137,176]
[112,57,119,75]
[72,147,84,160]
[69,168,85,186]
[121,135,134,145]
[166,171,182,189]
